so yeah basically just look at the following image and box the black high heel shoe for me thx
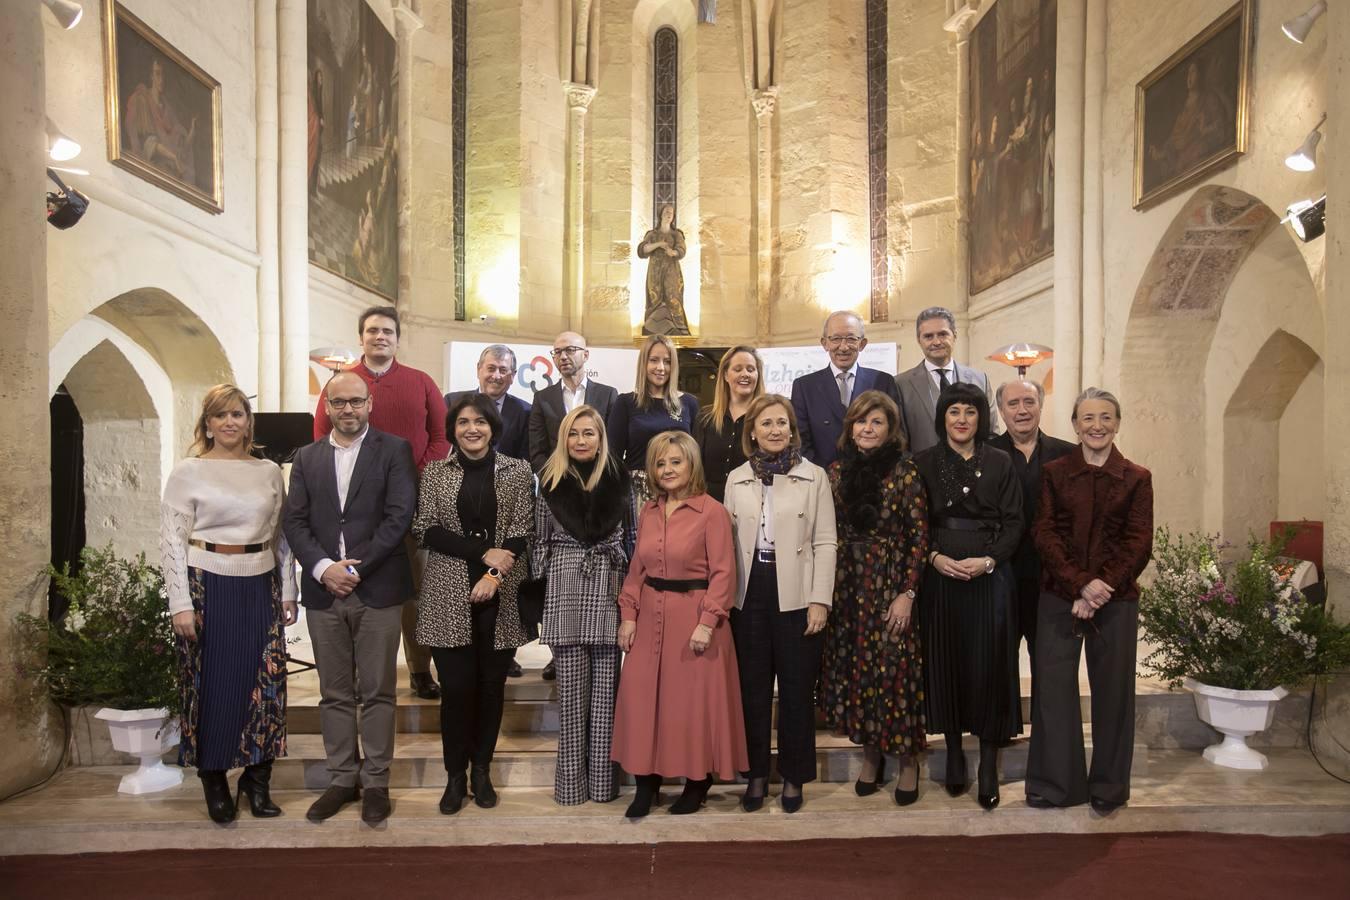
[236,761,281,818]
[199,770,237,824]
[977,740,1000,810]
[855,756,887,797]
[893,756,919,807]
[944,734,969,798]
[669,776,713,815]
[625,774,662,818]
[741,776,767,812]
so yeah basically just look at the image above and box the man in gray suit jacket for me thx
[284,371,417,826]
[895,306,999,453]
[527,331,618,472]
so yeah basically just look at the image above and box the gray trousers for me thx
[307,593,403,789]
[1025,592,1138,807]
[553,644,620,805]
[401,533,432,674]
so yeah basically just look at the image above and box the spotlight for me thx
[1285,114,1326,171]
[45,116,80,161]
[1285,195,1326,242]
[40,0,84,30]
[1282,0,1327,43]
[46,168,90,230]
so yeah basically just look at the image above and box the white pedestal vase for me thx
[1183,678,1289,770]
[94,707,183,794]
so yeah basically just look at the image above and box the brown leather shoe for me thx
[306,784,359,822]
[361,787,391,824]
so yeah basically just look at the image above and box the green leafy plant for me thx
[13,544,178,721]
[1140,529,1350,691]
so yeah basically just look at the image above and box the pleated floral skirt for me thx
[176,568,288,770]
[919,527,1022,743]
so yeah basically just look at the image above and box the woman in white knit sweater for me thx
[160,385,298,823]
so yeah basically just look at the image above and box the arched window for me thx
[652,26,678,224]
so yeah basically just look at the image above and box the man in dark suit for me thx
[988,378,1074,668]
[445,344,532,459]
[284,371,417,826]
[790,310,902,466]
[527,330,619,472]
[894,306,998,453]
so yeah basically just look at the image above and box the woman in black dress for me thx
[914,383,1023,810]
[693,345,764,503]
[607,334,700,505]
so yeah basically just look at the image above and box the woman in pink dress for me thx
[611,430,748,817]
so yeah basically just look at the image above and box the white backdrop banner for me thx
[445,341,898,403]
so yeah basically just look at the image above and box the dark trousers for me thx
[430,601,515,774]
[1014,573,1041,663]
[730,558,823,785]
[1025,592,1138,806]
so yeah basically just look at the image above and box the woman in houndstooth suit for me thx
[533,404,635,805]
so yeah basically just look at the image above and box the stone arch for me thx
[1121,185,1322,536]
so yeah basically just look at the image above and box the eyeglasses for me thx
[550,346,585,357]
[327,397,369,410]
[824,335,863,348]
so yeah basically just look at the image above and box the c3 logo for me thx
[518,355,555,393]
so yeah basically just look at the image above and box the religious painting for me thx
[1134,0,1252,210]
[307,0,399,299]
[102,0,223,213]
[968,0,1057,295]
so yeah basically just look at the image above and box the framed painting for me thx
[1133,0,1253,210]
[102,0,223,214]
[967,0,1058,295]
[307,0,400,300]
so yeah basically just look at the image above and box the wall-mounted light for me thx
[45,117,80,161]
[308,347,360,372]
[41,0,84,30]
[46,168,89,230]
[987,343,1054,378]
[1285,113,1326,171]
[1285,195,1326,242]
[1282,0,1327,43]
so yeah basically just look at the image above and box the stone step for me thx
[4,749,1348,856]
[270,731,1150,790]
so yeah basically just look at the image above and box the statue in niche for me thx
[638,204,691,336]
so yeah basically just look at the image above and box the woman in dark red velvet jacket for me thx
[1024,387,1153,815]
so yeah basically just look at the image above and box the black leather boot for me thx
[624,774,662,818]
[977,740,1000,810]
[470,764,498,809]
[668,776,712,815]
[440,772,468,815]
[199,769,237,824]
[237,761,282,818]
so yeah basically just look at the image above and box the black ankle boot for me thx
[440,773,468,815]
[470,765,498,809]
[236,761,282,818]
[944,733,969,797]
[199,769,237,824]
[977,740,1000,810]
[669,776,712,815]
[625,774,662,818]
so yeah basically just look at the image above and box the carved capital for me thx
[393,1,424,39]
[751,87,778,121]
[942,0,981,38]
[564,81,598,112]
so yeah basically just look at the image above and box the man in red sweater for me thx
[314,306,450,700]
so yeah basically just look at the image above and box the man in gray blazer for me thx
[284,371,417,825]
[895,306,999,453]
[527,330,618,472]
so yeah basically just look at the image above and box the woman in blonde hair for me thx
[533,405,635,805]
[611,430,746,818]
[694,345,764,503]
[607,334,700,505]
[161,385,297,824]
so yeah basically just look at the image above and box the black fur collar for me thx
[836,442,903,533]
[542,463,631,544]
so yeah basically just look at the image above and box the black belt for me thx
[645,576,709,593]
[754,548,776,564]
[934,516,998,532]
[189,539,270,554]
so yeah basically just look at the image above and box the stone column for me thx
[1080,0,1106,388]
[278,0,311,412]
[0,1,60,799]
[1324,0,1350,624]
[394,3,424,309]
[564,81,596,330]
[255,0,280,411]
[1050,0,1086,433]
[752,87,777,341]
[944,5,979,318]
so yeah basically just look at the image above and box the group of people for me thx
[160,304,1153,827]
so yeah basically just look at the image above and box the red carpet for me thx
[3,833,1348,899]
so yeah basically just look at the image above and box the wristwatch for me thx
[984,557,995,574]
[904,589,916,600]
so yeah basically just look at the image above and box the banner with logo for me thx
[444,341,898,403]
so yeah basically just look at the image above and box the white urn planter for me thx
[94,707,183,794]
[1183,678,1289,771]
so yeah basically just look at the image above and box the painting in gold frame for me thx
[1133,0,1252,211]
[103,0,223,214]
